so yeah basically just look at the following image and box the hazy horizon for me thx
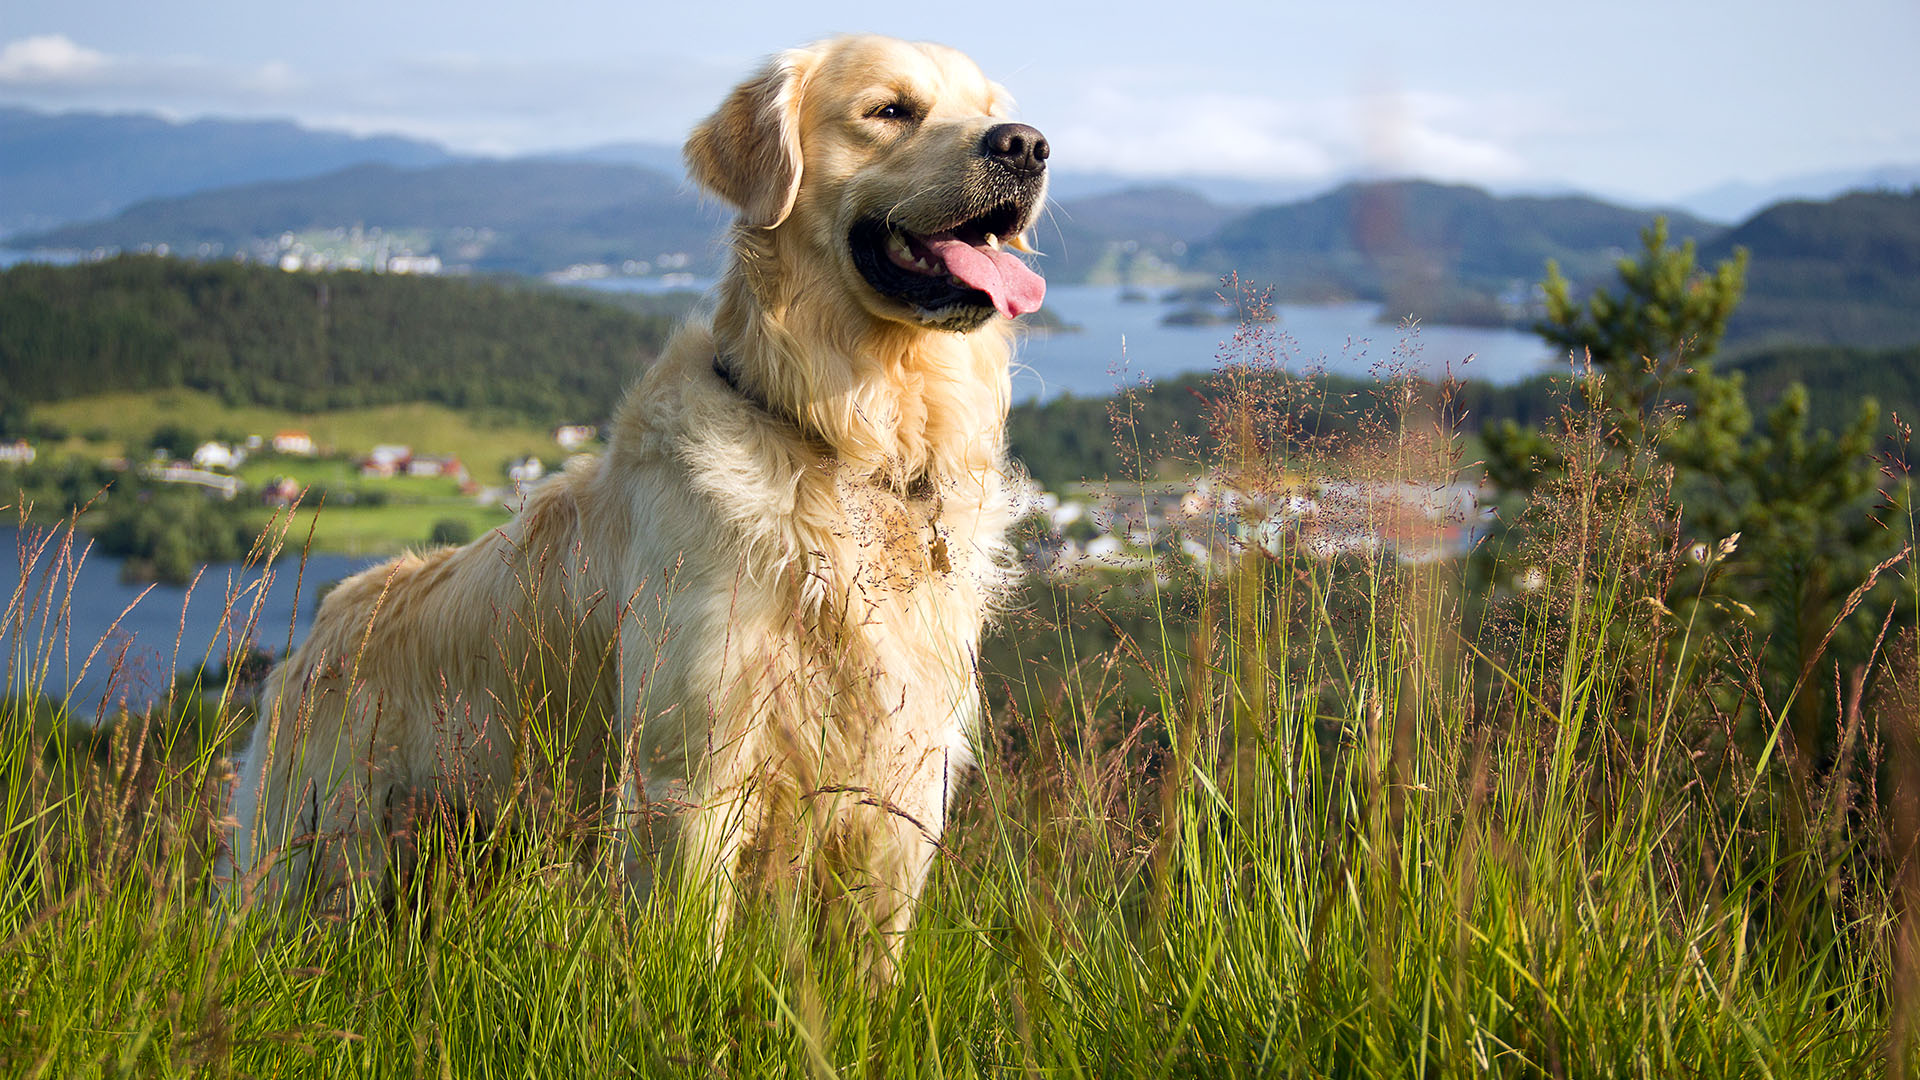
[3,1,1917,210]
[5,97,1914,225]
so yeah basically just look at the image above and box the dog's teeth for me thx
[886,233,914,267]
[985,233,1002,251]
[1007,233,1038,254]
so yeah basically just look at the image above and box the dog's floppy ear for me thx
[685,48,818,228]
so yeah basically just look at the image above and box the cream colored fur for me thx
[229,35,1042,961]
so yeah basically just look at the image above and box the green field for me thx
[4,371,1912,1076]
[28,389,580,555]
[32,389,575,486]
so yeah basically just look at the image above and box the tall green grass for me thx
[2,347,1913,1076]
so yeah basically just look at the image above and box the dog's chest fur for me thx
[813,466,954,601]
[611,341,1016,808]
[723,415,1010,696]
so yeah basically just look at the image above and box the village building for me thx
[192,441,243,470]
[360,444,412,477]
[406,454,467,481]
[507,456,545,487]
[554,425,597,452]
[146,464,242,500]
[271,431,315,456]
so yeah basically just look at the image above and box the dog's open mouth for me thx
[850,203,1045,324]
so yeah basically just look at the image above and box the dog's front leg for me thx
[615,613,774,946]
[844,752,953,980]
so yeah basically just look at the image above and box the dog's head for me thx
[686,35,1047,334]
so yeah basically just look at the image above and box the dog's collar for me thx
[713,353,831,454]
[712,353,762,411]
[713,353,803,431]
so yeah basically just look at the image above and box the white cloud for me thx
[1044,76,1542,187]
[270,53,741,154]
[0,34,309,107]
[243,60,302,95]
[0,34,108,83]
[1353,91,1533,183]
[0,38,737,155]
[0,35,1543,184]
[0,34,1543,180]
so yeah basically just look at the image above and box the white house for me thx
[192,441,242,470]
[367,444,411,469]
[147,464,241,500]
[407,454,466,480]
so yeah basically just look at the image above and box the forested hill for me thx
[1704,190,1920,347]
[0,256,676,426]
[1180,180,1723,315]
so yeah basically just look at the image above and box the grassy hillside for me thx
[3,371,1909,1073]
[30,389,566,483]
[0,255,675,426]
[0,257,663,564]
[16,390,566,559]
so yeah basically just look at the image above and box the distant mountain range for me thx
[0,107,453,237]
[534,141,690,179]
[1678,164,1920,224]
[6,105,1920,350]
[18,159,728,276]
[1178,181,1724,325]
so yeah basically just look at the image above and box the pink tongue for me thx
[923,237,1046,319]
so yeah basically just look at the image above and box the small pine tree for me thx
[1483,219,1749,486]
[1489,219,1896,771]
[1482,217,1904,973]
[1537,218,1748,425]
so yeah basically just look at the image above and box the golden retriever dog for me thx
[229,34,1048,965]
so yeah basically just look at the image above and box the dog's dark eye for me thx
[868,102,913,122]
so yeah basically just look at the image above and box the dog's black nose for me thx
[982,123,1049,176]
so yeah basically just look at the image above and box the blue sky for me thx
[2,0,1915,204]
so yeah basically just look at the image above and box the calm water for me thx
[1009,285,1556,400]
[579,276,1558,400]
[1,525,379,713]
[9,246,1556,397]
